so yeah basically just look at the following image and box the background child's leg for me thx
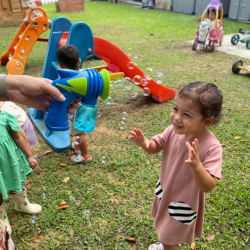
[23,18,29,27]
[0,194,12,234]
[163,244,181,250]
[77,133,88,157]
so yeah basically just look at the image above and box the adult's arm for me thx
[0,74,80,112]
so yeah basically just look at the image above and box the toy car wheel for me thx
[246,40,250,49]
[232,60,243,74]
[239,28,245,34]
[192,39,197,50]
[231,34,240,45]
[210,41,215,52]
[220,35,224,46]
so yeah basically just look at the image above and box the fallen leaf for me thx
[57,204,69,210]
[206,233,215,241]
[63,177,70,183]
[221,143,225,146]
[31,235,42,243]
[243,110,250,113]
[241,140,248,142]
[131,94,138,100]
[234,136,241,140]
[222,105,226,108]
[59,162,67,167]
[43,150,53,155]
[191,242,196,249]
[206,77,213,81]
[24,179,31,186]
[61,200,66,205]
[126,238,136,242]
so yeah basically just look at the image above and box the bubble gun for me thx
[44,68,110,133]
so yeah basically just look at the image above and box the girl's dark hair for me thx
[178,82,223,124]
[56,45,79,70]
[208,8,216,16]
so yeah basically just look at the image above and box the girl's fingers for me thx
[128,131,136,136]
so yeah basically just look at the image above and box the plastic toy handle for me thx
[28,7,48,24]
[44,88,76,131]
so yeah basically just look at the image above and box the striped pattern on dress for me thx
[155,179,162,200]
[168,201,197,225]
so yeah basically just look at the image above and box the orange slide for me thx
[0,8,49,75]
[93,37,176,103]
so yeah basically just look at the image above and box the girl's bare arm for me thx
[10,129,32,157]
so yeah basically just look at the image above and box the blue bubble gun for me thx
[44,68,110,133]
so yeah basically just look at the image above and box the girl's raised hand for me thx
[128,128,150,149]
[185,139,201,169]
[28,156,38,172]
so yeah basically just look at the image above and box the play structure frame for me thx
[1,9,176,152]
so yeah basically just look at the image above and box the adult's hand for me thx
[6,75,80,113]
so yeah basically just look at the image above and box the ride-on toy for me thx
[232,59,250,74]
[192,0,224,52]
[231,28,250,49]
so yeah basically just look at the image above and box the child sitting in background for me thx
[56,45,92,164]
[0,111,41,235]
[204,8,222,50]
[205,8,221,30]
[0,101,38,147]
[21,0,42,27]
[129,82,223,250]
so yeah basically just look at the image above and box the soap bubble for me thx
[122,117,127,120]
[31,215,38,224]
[133,75,142,86]
[125,86,132,90]
[75,136,82,145]
[114,79,123,87]
[83,209,91,219]
[143,87,151,96]
[69,194,75,201]
[142,75,151,86]
[121,121,124,124]
[157,72,163,76]
[121,77,131,86]
[156,73,163,84]
[127,61,135,70]
[146,68,154,75]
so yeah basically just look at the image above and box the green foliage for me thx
[0,2,249,249]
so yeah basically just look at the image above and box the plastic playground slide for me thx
[0,8,49,75]
[29,17,176,152]
[93,37,176,103]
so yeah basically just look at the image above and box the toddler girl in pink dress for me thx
[129,82,223,250]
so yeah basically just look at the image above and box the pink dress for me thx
[151,125,222,245]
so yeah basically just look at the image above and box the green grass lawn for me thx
[0,2,250,249]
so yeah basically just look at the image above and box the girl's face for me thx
[209,11,216,21]
[170,96,209,140]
